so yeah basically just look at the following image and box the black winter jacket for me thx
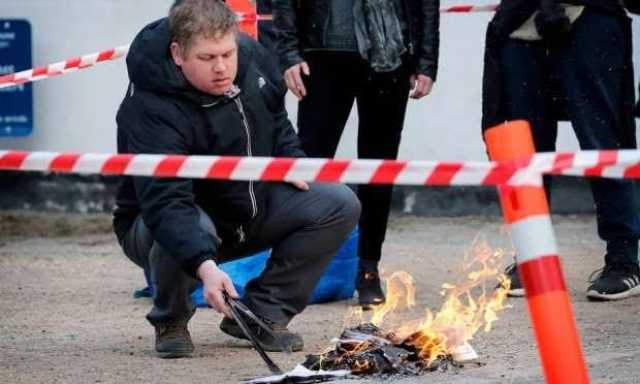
[273,0,440,80]
[113,19,304,277]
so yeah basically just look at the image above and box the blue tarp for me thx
[135,227,359,306]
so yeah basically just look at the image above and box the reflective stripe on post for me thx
[484,120,590,384]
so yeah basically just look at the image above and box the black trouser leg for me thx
[500,39,558,201]
[297,52,361,158]
[555,9,640,264]
[219,183,360,324]
[297,52,410,266]
[500,39,559,151]
[121,208,218,326]
[355,65,410,263]
[500,11,640,266]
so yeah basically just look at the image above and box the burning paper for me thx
[364,236,511,366]
[249,235,510,382]
[302,323,462,376]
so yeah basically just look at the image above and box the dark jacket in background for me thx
[481,0,636,149]
[257,0,278,53]
[113,19,304,276]
[273,0,440,80]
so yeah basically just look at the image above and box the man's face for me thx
[171,30,238,96]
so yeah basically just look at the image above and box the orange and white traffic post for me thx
[484,120,590,384]
[228,0,259,39]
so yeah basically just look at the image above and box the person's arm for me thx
[273,0,310,99]
[197,260,239,317]
[118,99,217,277]
[409,0,439,99]
[415,0,440,82]
[125,101,240,314]
[125,101,215,277]
[273,0,304,71]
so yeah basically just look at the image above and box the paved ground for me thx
[1,212,639,384]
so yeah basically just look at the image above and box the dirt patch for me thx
[1,213,639,383]
[0,211,112,238]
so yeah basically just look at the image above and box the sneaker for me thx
[356,270,386,308]
[219,316,304,352]
[587,263,640,301]
[154,321,194,358]
[502,263,525,297]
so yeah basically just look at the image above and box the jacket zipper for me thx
[233,97,258,219]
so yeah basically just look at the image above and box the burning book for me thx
[248,236,511,383]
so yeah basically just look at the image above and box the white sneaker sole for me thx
[586,284,640,301]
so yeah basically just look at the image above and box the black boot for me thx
[356,261,385,309]
[501,262,525,297]
[219,316,304,352]
[154,321,194,358]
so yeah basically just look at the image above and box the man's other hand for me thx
[284,62,310,100]
[410,74,434,99]
[288,180,310,191]
[197,260,239,318]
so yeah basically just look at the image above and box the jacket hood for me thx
[126,18,254,105]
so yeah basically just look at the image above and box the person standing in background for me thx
[273,0,440,308]
[482,0,640,300]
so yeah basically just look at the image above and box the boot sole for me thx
[157,350,193,359]
[359,301,385,311]
[356,293,386,309]
[586,284,640,301]
[259,342,303,353]
[220,323,303,352]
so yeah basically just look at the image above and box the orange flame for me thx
[367,235,511,365]
[370,271,416,326]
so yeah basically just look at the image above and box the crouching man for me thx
[113,0,360,358]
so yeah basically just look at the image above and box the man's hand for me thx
[288,180,310,191]
[197,260,239,318]
[410,74,434,99]
[284,62,310,100]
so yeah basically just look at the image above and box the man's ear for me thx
[170,42,184,66]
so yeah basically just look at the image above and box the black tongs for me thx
[224,294,291,374]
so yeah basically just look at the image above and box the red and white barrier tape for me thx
[0,45,130,89]
[236,12,274,22]
[0,12,264,90]
[0,4,498,89]
[1,150,639,187]
[440,4,498,13]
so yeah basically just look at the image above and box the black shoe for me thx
[154,321,194,358]
[219,316,304,352]
[356,270,386,308]
[587,263,640,301]
[502,263,525,297]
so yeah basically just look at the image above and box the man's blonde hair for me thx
[169,0,238,52]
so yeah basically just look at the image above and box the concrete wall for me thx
[3,0,638,161]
